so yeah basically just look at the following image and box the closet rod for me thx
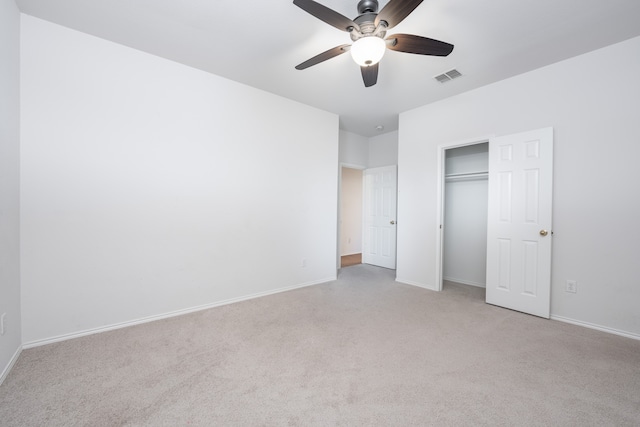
[445,171,488,180]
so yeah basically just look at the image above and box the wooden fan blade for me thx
[293,0,360,32]
[295,44,351,70]
[386,34,454,56]
[361,63,379,87]
[375,0,423,29]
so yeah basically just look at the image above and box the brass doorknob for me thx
[539,229,548,236]
[390,220,396,225]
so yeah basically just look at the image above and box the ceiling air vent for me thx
[434,69,462,83]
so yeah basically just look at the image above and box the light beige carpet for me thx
[1,264,639,426]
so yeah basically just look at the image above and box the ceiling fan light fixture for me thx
[350,36,386,67]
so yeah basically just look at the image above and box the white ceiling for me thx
[15,0,640,137]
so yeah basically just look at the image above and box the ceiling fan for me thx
[293,0,454,87]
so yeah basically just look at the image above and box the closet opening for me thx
[438,141,489,297]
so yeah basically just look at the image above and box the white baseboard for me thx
[395,278,438,292]
[23,276,336,349]
[0,345,22,386]
[443,276,486,288]
[550,315,640,341]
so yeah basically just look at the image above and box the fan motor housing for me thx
[351,13,385,40]
[357,0,378,14]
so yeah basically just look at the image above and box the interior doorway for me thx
[436,137,490,292]
[441,142,489,293]
[339,166,363,268]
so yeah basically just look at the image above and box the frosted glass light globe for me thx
[350,36,386,67]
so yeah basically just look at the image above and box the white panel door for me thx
[486,128,553,318]
[363,166,397,269]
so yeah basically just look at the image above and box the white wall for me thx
[444,143,488,176]
[397,36,640,337]
[368,131,398,168]
[0,0,22,383]
[339,129,398,168]
[20,16,339,345]
[340,168,363,256]
[339,130,368,167]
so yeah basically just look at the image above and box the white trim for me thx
[435,135,494,292]
[23,277,336,349]
[550,315,640,341]
[0,345,22,386]
[443,277,486,288]
[395,278,438,292]
[340,251,362,257]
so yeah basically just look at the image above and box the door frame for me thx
[338,163,366,270]
[435,135,493,291]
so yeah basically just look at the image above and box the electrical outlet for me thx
[566,280,577,293]
[0,313,6,336]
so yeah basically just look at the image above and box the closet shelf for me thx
[445,171,488,182]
